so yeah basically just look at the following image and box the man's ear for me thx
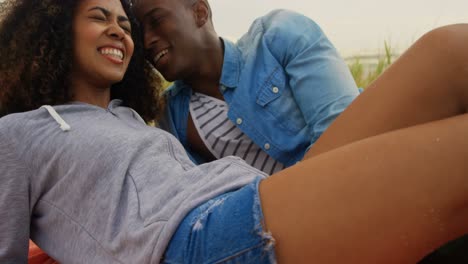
[192,0,210,27]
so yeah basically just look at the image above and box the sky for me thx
[210,0,468,57]
[0,0,465,57]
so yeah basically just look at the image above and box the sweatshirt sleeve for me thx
[0,130,31,263]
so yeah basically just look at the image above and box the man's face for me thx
[134,0,199,81]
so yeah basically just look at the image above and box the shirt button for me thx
[272,87,279,94]
[236,118,243,125]
[220,85,226,92]
[264,143,271,150]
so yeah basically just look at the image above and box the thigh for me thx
[261,114,468,263]
[306,24,468,158]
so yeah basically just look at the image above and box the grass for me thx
[348,41,395,89]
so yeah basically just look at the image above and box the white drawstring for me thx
[41,105,71,132]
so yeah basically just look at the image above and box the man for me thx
[133,0,360,174]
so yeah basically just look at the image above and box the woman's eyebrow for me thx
[118,16,130,23]
[88,6,130,22]
[88,6,110,15]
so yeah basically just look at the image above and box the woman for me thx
[0,0,467,263]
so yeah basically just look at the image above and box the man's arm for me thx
[266,10,359,151]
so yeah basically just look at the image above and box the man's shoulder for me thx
[261,9,308,22]
[238,9,321,47]
[256,9,318,33]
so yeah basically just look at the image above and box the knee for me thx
[418,24,468,63]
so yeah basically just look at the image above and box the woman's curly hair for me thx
[0,0,163,122]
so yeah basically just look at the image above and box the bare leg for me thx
[260,113,468,263]
[259,24,468,263]
[305,24,468,158]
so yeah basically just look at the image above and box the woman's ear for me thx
[192,0,210,27]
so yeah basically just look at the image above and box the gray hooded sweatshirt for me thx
[0,99,265,263]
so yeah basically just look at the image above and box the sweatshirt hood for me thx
[39,99,145,132]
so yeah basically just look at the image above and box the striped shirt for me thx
[189,92,285,175]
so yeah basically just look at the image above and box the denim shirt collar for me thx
[219,37,241,89]
[165,79,191,97]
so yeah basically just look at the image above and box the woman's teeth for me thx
[100,48,124,60]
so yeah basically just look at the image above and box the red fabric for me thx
[28,240,58,264]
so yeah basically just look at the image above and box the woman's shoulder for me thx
[1,108,44,121]
[0,109,44,135]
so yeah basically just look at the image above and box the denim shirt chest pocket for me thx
[255,65,306,134]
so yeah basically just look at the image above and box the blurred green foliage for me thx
[348,41,395,89]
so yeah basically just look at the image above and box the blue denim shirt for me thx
[161,9,359,167]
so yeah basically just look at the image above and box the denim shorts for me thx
[163,177,277,264]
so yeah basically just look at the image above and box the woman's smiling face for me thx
[72,0,135,87]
